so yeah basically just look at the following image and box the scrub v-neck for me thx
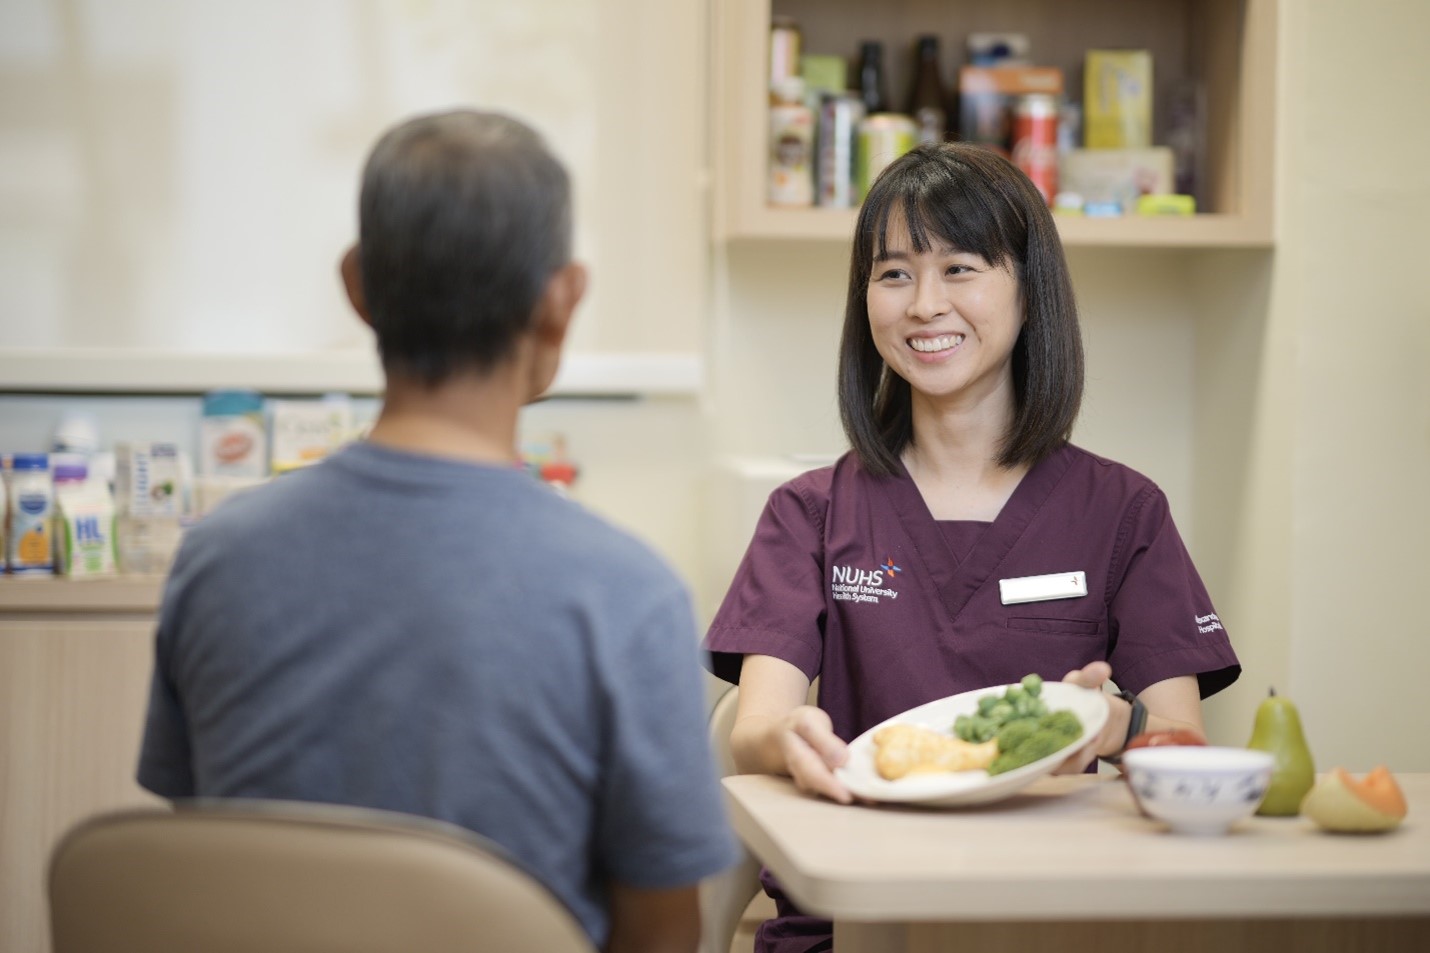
[887,445,1076,626]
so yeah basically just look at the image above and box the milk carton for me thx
[114,442,187,575]
[56,480,118,577]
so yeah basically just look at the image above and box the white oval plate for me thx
[834,681,1110,806]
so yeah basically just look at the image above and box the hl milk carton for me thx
[55,477,118,577]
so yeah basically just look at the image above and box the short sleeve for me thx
[135,609,196,797]
[703,480,828,684]
[594,588,739,889]
[1106,487,1241,698]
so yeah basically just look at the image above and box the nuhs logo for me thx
[832,565,883,587]
[830,560,901,606]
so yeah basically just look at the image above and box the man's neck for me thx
[365,370,525,467]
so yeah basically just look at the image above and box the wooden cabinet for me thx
[0,579,165,953]
[713,0,1276,247]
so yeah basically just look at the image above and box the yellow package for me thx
[1084,50,1152,149]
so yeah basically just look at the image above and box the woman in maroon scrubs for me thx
[704,143,1240,953]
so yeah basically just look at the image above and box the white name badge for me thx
[999,571,1088,605]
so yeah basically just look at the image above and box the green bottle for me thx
[1246,687,1316,816]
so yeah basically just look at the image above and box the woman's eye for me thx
[946,264,972,276]
[874,268,906,281]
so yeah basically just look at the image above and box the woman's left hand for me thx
[1053,661,1129,774]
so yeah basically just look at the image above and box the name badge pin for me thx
[999,571,1088,605]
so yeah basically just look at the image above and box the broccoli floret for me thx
[994,717,1038,752]
[1040,709,1083,742]
[1021,673,1043,698]
[987,709,1086,775]
[954,712,1001,743]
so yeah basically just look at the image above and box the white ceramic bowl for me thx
[1121,746,1275,835]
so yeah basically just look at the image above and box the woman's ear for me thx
[340,244,372,327]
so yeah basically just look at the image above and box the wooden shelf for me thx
[713,0,1277,249]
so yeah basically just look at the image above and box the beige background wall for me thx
[1187,0,1430,771]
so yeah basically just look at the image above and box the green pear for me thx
[1246,687,1315,816]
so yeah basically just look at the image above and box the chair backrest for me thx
[698,680,816,953]
[49,799,596,953]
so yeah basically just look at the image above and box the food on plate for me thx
[1246,687,1315,816]
[1125,728,1208,750]
[988,709,1083,775]
[954,673,1048,743]
[871,674,1087,781]
[1301,766,1408,833]
[872,724,999,780]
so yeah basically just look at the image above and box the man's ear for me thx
[525,261,588,402]
[534,261,588,346]
[340,244,372,327]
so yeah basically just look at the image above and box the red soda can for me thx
[1011,93,1059,206]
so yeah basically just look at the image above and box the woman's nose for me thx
[907,279,950,322]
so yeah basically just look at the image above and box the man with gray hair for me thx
[137,110,737,952]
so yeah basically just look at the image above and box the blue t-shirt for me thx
[138,441,738,945]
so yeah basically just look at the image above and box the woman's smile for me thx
[908,333,965,356]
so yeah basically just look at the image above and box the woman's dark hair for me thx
[837,142,1083,474]
[358,110,572,385]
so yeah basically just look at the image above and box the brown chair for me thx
[48,799,595,953]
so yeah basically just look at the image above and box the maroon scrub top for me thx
[704,443,1240,744]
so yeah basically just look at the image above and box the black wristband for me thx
[1102,690,1146,765]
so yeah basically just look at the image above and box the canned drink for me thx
[817,93,865,208]
[1011,93,1059,205]
[856,113,917,201]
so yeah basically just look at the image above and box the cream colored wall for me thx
[0,0,707,359]
[1285,0,1430,770]
[1193,0,1430,771]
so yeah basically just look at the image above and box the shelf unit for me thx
[713,0,1276,248]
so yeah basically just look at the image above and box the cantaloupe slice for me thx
[1355,766,1409,819]
[1301,766,1408,833]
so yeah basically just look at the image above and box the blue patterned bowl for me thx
[1122,746,1275,835]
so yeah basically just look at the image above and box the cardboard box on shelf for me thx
[1084,50,1153,149]
[1059,147,1174,214]
[957,66,1063,155]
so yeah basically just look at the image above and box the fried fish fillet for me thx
[872,723,1000,780]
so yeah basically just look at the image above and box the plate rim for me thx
[834,681,1111,806]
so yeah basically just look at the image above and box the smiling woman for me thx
[702,142,1241,953]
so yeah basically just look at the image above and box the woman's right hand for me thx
[731,655,854,804]
[770,704,853,804]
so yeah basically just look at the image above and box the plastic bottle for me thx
[768,77,815,207]
[906,35,948,144]
[769,15,802,97]
[856,41,890,115]
[7,454,55,574]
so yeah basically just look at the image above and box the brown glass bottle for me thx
[856,41,890,115]
[907,34,948,144]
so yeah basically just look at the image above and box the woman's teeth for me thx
[909,334,964,353]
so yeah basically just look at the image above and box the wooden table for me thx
[722,773,1430,953]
